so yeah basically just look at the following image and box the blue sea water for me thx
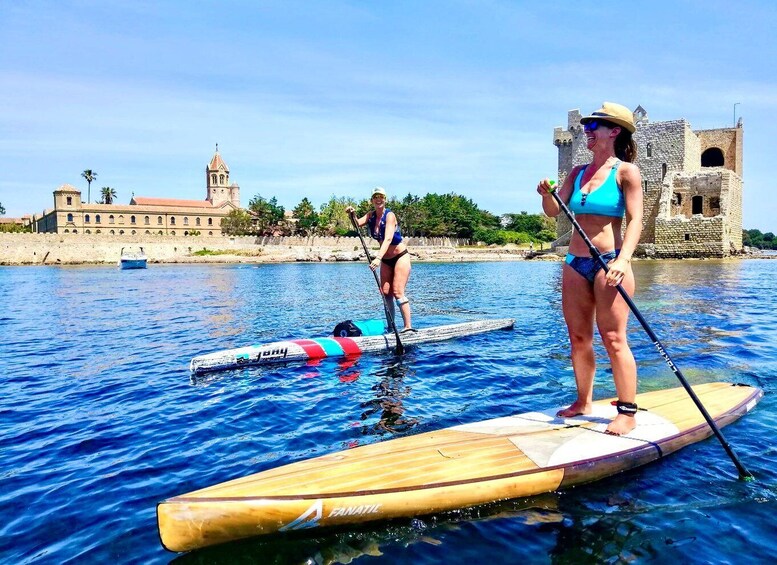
[1,259,775,564]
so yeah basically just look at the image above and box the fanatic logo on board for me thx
[279,500,322,531]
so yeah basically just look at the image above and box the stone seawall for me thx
[0,233,535,265]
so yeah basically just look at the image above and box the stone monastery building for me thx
[553,106,743,257]
[35,149,240,236]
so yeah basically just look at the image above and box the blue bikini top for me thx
[367,208,403,245]
[568,162,625,218]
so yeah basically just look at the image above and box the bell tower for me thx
[206,144,231,205]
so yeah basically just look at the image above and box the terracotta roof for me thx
[208,151,229,172]
[130,197,215,208]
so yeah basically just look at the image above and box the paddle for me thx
[546,180,753,479]
[349,210,404,355]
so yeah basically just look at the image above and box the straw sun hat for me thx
[580,102,636,133]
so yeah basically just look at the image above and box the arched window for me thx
[170,217,176,225]
[211,174,217,184]
[118,215,125,224]
[219,174,225,184]
[208,218,213,226]
[96,229,101,233]
[171,231,176,236]
[72,229,77,234]
[95,214,101,223]
[158,230,163,235]
[661,163,667,180]
[64,229,70,233]
[85,214,91,223]
[209,231,213,236]
[692,195,704,215]
[66,196,72,205]
[85,229,91,234]
[131,230,136,235]
[144,216,150,225]
[184,217,189,226]
[196,217,201,226]
[157,216,163,225]
[646,142,652,157]
[119,230,125,235]
[701,147,724,167]
[109,215,115,224]
[130,215,136,225]
[110,229,115,235]
[67,213,73,222]
[145,230,151,234]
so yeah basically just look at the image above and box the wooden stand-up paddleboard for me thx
[157,382,762,552]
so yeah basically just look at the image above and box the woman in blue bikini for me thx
[537,102,643,435]
[347,187,413,332]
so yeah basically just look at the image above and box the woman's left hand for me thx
[605,257,630,286]
[370,257,381,271]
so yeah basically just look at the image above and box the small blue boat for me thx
[119,247,147,270]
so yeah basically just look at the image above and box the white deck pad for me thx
[454,405,680,468]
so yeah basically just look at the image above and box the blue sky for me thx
[2,0,775,231]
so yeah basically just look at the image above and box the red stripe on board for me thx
[331,337,363,356]
[291,339,327,359]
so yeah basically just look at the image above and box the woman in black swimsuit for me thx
[347,187,413,332]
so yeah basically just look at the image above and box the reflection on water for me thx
[359,357,420,436]
[171,494,564,565]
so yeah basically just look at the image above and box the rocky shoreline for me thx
[164,245,562,265]
[1,233,770,266]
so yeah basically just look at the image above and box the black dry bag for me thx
[333,320,362,338]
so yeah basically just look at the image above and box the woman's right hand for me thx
[536,178,555,197]
[345,206,355,215]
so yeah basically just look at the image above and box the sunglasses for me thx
[583,119,615,132]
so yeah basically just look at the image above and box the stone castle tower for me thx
[553,107,743,258]
[206,146,241,208]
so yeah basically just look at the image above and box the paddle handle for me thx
[546,181,752,479]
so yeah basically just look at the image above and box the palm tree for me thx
[101,186,117,204]
[81,170,97,204]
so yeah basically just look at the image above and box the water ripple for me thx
[0,260,774,563]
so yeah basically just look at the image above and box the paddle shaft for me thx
[349,211,404,354]
[548,186,752,479]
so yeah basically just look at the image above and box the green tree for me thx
[502,212,546,235]
[248,194,285,235]
[100,186,117,204]
[220,209,254,235]
[742,229,777,250]
[0,202,5,215]
[416,193,498,238]
[319,196,358,236]
[536,229,557,242]
[394,194,423,236]
[292,197,319,236]
[81,169,97,204]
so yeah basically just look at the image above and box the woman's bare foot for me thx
[605,413,636,435]
[556,400,592,418]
